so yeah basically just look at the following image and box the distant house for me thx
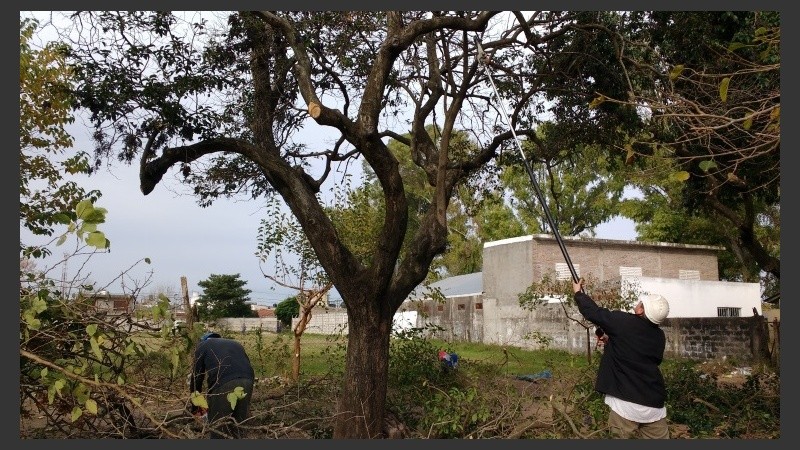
[93,291,134,316]
[251,304,275,318]
[411,234,761,319]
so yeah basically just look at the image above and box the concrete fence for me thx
[223,302,777,365]
[291,310,349,334]
[215,317,280,333]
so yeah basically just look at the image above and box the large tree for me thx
[65,11,526,437]
[195,273,255,320]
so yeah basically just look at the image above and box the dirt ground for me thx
[19,361,765,439]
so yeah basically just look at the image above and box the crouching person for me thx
[191,331,255,438]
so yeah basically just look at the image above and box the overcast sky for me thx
[23,126,636,307]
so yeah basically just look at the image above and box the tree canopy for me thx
[195,273,255,320]
[274,296,300,327]
[19,17,101,258]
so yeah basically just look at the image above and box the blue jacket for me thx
[574,291,667,408]
[191,338,255,394]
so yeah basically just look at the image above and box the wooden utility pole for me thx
[181,276,193,332]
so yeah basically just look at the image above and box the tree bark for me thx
[333,309,392,438]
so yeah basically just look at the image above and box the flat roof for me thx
[483,234,724,251]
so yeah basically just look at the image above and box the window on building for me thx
[679,269,701,280]
[717,307,741,317]
[619,266,642,277]
[475,303,483,310]
[437,305,444,312]
[555,263,580,281]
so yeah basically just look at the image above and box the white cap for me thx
[641,294,670,325]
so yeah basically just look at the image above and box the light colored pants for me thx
[607,409,669,439]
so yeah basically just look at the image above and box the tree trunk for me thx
[291,306,312,382]
[333,312,392,438]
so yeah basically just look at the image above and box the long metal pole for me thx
[475,39,580,284]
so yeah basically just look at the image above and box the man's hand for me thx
[573,278,584,294]
[595,327,609,346]
[191,404,207,417]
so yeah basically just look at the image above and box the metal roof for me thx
[408,272,483,299]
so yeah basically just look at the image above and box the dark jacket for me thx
[191,338,255,394]
[574,291,667,408]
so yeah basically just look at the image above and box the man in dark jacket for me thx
[191,332,255,439]
[573,279,671,439]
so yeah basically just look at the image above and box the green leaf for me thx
[727,172,743,184]
[227,392,239,410]
[86,323,98,337]
[588,95,605,109]
[227,386,247,410]
[669,171,691,182]
[698,160,717,173]
[117,375,125,385]
[625,145,635,165]
[73,383,90,403]
[82,208,107,224]
[56,234,67,246]
[743,113,753,130]
[75,199,94,220]
[32,297,47,314]
[727,42,746,52]
[71,406,83,422]
[90,336,103,360]
[719,77,730,103]
[85,399,98,415]
[53,213,72,224]
[669,64,684,80]
[86,231,108,248]
[191,391,209,409]
[80,222,97,233]
[24,315,41,330]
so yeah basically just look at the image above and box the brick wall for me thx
[529,236,721,282]
[661,316,772,363]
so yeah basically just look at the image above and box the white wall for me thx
[392,311,418,333]
[626,276,761,318]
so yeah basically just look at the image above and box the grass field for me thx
[210,329,593,382]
